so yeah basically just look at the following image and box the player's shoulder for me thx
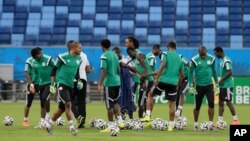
[191,54,199,60]
[207,53,215,60]
[223,56,232,64]
[100,52,107,60]
[26,57,33,63]
[146,52,155,59]
[58,52,69,58]
[43,54,52,60]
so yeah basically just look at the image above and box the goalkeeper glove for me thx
[214,84,220,96]
[50,83,56,95]
[188,86,197,95]
[77,80,83,90]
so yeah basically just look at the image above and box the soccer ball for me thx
[152,118,164,130]
[200,122,210,131]
[56,117,65,126]
[175,116,187,130]
[125,120,134,129]
[89,118,97,128]
[109,125,120,136]
[216,121,227,130]
[157,121,168,131]
[3,116,14,126]
[95,119,107,130]
[132,121,144,131]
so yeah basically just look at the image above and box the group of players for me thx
[23,36,240,135]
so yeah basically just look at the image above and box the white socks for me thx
[233,115,238,120]
[218,116,223,122]
[69,120,74,129]
[45,113,50,121]
[146,110,151,115]
[24,117,28,121]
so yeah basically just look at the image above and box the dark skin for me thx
[214,50,237,119]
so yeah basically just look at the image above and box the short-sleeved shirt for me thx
[179,54,189,78]
[220,56,233,88]
[100,50,121,87]
[146,52,157,72]
[32,55,54,85]
[189,54,217,86]
[159,51,184,85]
[24,57,39,84]
[55,52,82,88]
[79,52,90,81]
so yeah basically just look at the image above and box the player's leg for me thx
[218,88,226,123]
[112,86,125,129]
[76,79,87,128]
[225,88,240,125]
[138,80,147,118]
[205,84,216,130]
[193,85,205,131]
[165,84,177,131]
[23,84,36,126]
[142,82,164,122]
[175,79,188,117]
[42,84,51,121]
[39,86,46,123]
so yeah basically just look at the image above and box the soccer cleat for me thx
[77,116,85,129]
[41,122,54,135]
[100,127,110,133]
[231,120,240,125]
[22,121,30,127]
[118,122,125,129]
[208,124,218,131]
[70,127,78,136]
[168,126,174,132]
[34,121,42,129]
[175,110,181,117]
[194,124,199,131]
[141,114,151,122]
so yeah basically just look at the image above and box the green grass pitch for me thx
[0,102,249,141]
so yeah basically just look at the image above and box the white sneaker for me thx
[194,124,199,131]
[41,121,53,135]
[70,127,78,136]
[175,110,181,117]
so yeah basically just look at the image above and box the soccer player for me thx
[142,41,184,131]
[175,55,190,118]
[23,55,39,127]
[125,36,149,119]
[214,47,240,125]
[42,41,82,135]
[73,45,92,129]
[30,47,54,126]
[97,39,124,132]
[188,46,219,131]
[146,44,161,73]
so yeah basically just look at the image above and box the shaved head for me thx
[198,46,207,58]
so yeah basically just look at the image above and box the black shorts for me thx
[39,84,50,101]
[104,86,120,110]
[152,82,177,102]
[25,84,39,107]
[58,84,74,110]
[177,77,188,95]
[219,88,233,102]
[195,84,214,110]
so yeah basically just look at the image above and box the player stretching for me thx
[214,47,240,126]
[146,44,161,74]
[175,55,190,118]
[42,41,82,135]
[142,42,184,131]
[188,46,219,131]
[23,56,39,127]
[30,47,54,127]
[98,39,125,132]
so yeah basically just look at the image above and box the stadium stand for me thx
[0,0,248,48]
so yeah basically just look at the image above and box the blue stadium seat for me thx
[110,0,122,7]
[52,34,66,45]
[42,13,55,20]
[0,26,11,33]
[2,13,14,20]
[122,20,134,29]
[0,19,13,27]
[96,6,108,13]
[69,6,82,13]
[230,21,242,28]
[79,34,92,43]
[189,14,202,21]
[217,21,229,29]
[29,6,42,13]
[135,21,148,27]
[122,14,135,20]
[56,6,68,14]
[163,7,175,14]
[69,13,81,21]
[135,28,147,36]
[189,0,202,7]
[149,0,161,6]
[81,20,94,28]
[107,34,120,44]
[244,21,250,28]
[203,28,216,35]
[162,21,175,27]
[68,20,80,27]
[230,7,242,14]
[163,0,176,7]
[176,6,189,16]
[150,7,162,14]
[109,14,121,20]
[53,27,66,34]
[149,21,161,27]
[123,7,135,13]
[0,34,11,44]
[57,0,69,6]
[244,7,250,14]
[148,28,161,35]
[27,19,40,26]
[217,28,230,34]
[149,14,162,22]
[84,0,96,6]
[96,0,109,6]
[30,0,43,6]
[14,13,28,20]
[230,14,242,21]
[162,28,174,36]
[203,7,215,14]
[161,35,175,44]
[39,27,52,34]
[148,35,161,45]
[121,28,134,34]
[202,35,215,42]
[15,6,28,12]
[70,0,83,6]
[203,0,215,6]
[231,1,242,7]
[40,19,54,27]
[231,28,242,35]
[217,0,229,6]
[54,20,67,27]
[189,7,202,14]
[189,28,202,35]
[176,21,188,29]
[176,35,188,42]
[13,20,27,27]
[24,34,37,42]
[176,15,188,20]
[94,21,107,27]
[80,27,93,35]
[109,7,121,13]
[163,14,175,21]
[94,27,106,36]
[136,35,147,46]
[67,27,79,34]
[11,34,24,45]
[55,13,68,20]
[82,6,96,14]
[216,35,229,43]
[44,0,56,6]
[26,27,39,35]
[42,6,55,13]
[28,13,41,20]
[3,0,15,5]
[189,35,202,42]
[66,34,79,41]
[38,34,51,42]
[189,21,202,27]
[108,20,120,29]
[136,0,149,8]
[123,0,135,6]
[12,27,26,34]
[107,28,120,34]
[2,6,15,12]
[175,29,188,35]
